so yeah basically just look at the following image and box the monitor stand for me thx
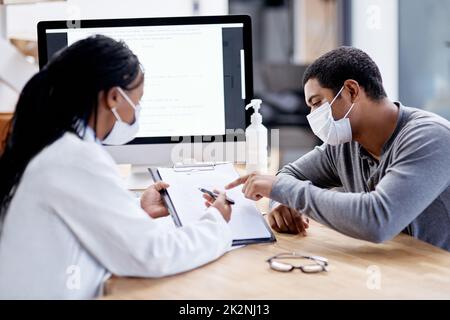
[125,165,156,190]
[110,141,247,189]
[124,159,202,190]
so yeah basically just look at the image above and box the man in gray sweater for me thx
[226,47,450,251]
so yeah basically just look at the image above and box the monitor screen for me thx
[37,16,252,144]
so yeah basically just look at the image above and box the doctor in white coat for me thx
[0,35,233,299]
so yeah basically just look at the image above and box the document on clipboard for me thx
[148,163,276,246]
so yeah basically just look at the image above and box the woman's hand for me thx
[140,181,170,218]
[202,190,232,222]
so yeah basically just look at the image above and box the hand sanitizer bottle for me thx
[245,99,268,174]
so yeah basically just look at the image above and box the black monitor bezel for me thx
[37,15,252,144]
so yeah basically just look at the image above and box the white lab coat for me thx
[0,130,232,299]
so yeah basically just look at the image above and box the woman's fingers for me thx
[202,193,215,203]
[213,191,230,208]
[210,191,232,222]
[213,190,225,203]
[153,181,170,191]
[151,206,169,217]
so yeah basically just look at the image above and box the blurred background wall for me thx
[1,0,449,165]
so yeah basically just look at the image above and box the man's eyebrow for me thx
[307,94,321,105]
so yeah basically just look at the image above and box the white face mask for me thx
[102,87,141,146]
[306,86,356,146]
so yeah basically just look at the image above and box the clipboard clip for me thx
[172,161,230,173]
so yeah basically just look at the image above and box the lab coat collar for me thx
[82,126,102,145]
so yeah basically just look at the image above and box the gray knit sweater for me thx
[270,103,450,251]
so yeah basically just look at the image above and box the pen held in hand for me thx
[198,188,235,205]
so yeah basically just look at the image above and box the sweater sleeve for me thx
[270,122,450,243]
[269,143,342,210]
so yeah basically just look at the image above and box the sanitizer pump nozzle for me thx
[246,99,263,124]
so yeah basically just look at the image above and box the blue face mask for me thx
[102,87,141,146]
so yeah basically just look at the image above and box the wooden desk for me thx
[105,163,450,300]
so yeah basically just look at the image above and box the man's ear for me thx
[343,79,360,103]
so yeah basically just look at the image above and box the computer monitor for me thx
[37,15,253,187]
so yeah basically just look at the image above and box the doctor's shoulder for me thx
[25,132,116,179]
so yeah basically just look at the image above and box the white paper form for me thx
[157,163,273,243]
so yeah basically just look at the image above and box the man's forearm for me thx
[269,174,443,243]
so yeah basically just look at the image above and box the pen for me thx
[198,188,235,205]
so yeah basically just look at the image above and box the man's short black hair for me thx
[302,46,387,100]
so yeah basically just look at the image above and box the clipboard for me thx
[148,163,276,246]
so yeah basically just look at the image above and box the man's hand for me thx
[225,172,277,201]
[268,204,309,235]
[202,190,232,222]
[140,181,170,218]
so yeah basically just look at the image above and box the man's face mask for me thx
[306,86,356,146]
[102,87,141,146]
